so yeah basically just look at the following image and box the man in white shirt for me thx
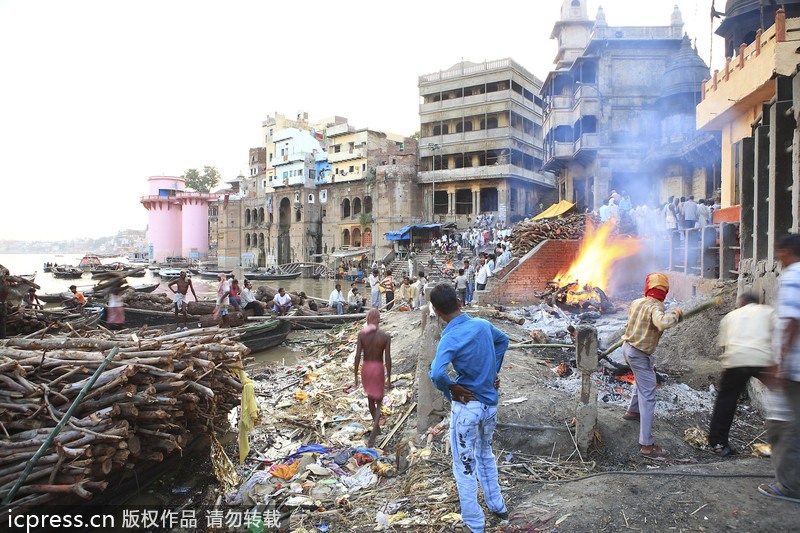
[329,283,347,315]
[709,292,776,456]
[240,280,266,316]
[347,287,364,313]
[368,269,381,308]
[475,258,492,291]
[273,287,293,316]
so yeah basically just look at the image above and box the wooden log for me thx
[127,435,141,456]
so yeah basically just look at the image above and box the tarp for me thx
[533,200,575,221]
[331,248,370,258]
[384,223,455,241]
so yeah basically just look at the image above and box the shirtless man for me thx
[168,271,198,330]
[354,309,392,447]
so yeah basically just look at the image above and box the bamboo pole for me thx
[2,346,120,505]
[599,297,722,358]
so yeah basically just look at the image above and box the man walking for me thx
[169,271,198,330]
[353,309,391,447]
[759,234,800,503]
[621,273,682,458]
[428,284,508,532]
[708,292,775,456]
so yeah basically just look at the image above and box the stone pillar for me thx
[416,306,447,433]
[754,115,770,261]
[475,188,482,215]
[448,191,454,216]
[768,78,795,264]
[737,136,755,260]
[575,325,598,455]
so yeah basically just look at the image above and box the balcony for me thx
[420,127,512,154]
[417,164,554,187]
[573,133,599,153]
[272,152,308,166]
[419,89,538,115]
[325,123,355,137]
[327,147,367,163]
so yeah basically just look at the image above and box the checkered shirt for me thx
[622,296,681,355]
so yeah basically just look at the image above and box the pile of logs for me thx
[0,326,247,507]
[509,214,597,257]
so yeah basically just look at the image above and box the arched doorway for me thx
[245,209,251,226]
[352,228,362,247]
[353,197,362,216]
[342,199,351,218]
[278,197,292,264]
[342,229,351,247]
[258,233,265,266]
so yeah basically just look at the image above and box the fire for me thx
[555,220,641,308]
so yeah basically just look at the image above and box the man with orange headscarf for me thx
[621,272,682,458]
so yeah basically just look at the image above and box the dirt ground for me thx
[141,289,799,532]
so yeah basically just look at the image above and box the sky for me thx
[0,0,724,241]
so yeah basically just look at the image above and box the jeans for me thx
[466,282,474,304]
[457,288,467,305]
[450,401,506,533]
[476,283,486,291]
[708,366,767,447]
[332,301,344,315]
[769,381,800,497]
[623,342,657,446]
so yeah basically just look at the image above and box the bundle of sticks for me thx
[510,214,597,257]
[0,326,247,507]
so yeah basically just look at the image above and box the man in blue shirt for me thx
[428,284,508,532]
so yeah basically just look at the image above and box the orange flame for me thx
[556,220,642,295]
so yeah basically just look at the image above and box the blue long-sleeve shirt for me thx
[429,313,509,406]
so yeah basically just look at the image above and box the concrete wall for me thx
[180,197,211,258]
[146,201,183,262]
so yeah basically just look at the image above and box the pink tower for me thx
[179,192,216,259]
[141,176,185,262]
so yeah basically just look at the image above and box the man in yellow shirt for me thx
[621,273,682,458]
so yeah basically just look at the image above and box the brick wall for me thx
[479,240,580,305]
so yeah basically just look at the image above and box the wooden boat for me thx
[131,282,160,293]
[158,267,183,278]
[230,318,293,351]
[20,272,36,283]
[121,308,292,351]
[198,271,234,280]
[77,253,102,270]
[243,270,302,281]
[52,267,84,279]
[38,289,94,303]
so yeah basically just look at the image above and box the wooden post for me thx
[701,226,719,279]
[575,326,598,455]
[756,29,762,56]
[724,57,731,81]
[739,43,746,68]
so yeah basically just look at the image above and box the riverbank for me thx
[155,294,795,533]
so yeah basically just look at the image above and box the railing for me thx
[663,222,740,280]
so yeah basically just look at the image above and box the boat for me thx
[52,266,84,279]
[158,267,183,278]
[243,270,302,281]
[20,272,36,283]
[126,250,150,264]
[77,253,102,270]
[131,282,160,293]
[198,271,234,280]
[230,318,293,351]
[90,263,147,278]
[37,289,94,303]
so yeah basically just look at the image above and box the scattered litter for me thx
[752,443,772,457]
[684,427,709,449]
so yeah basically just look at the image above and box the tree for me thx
[182,166,221,192]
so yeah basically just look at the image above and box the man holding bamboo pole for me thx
[621,272,682,458]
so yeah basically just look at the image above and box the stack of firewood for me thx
[0,327,247,507]
[509,214,597,256]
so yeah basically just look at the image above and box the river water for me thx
[0,253,346,364]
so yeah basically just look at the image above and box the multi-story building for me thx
[220,113,419,267]
[418,58,554,227]
[542,1,717,209]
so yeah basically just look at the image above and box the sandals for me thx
[450,520,472,533]
[640,444,669,458]
[709,444,735,457]
[622,411,640,421]
[758,482,800,504]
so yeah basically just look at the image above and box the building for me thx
[697,7,800,297]
[220,113,419,268]
[140,176,216,262]
[542,1,718,209]
[418,58,554,227]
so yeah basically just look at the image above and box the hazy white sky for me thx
[0,0,722,241]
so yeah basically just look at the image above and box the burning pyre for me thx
[536,220,641,313]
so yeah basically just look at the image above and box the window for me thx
[348,142,354,153]
[334,145,341,153]
[269,153,273,161]
[283,171,288,179]
[296,209,301,222]
[362,163,366,171]
[349,165,355,173]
